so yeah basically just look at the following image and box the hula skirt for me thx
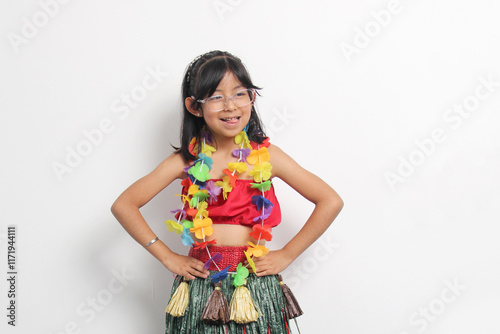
[165,246,293,334]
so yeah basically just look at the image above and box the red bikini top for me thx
[181,178,281,228]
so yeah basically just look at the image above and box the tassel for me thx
[229,279,259,324]
[277,274,303,319]
[165,277,189,317]
[200,282,230,324]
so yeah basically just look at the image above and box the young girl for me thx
[111,50,343,333]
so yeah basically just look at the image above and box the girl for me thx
[111,50,344,333]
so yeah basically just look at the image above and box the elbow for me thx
[110,198,127,219]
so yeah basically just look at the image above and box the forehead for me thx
[215,71,243,91]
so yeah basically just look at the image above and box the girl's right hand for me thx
[162,253,210,280]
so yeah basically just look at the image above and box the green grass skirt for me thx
[165,273,291,333]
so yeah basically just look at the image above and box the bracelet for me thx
[145,237,159,247]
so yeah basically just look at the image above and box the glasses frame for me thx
[194,88,256,112]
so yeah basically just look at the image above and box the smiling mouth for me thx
[220,116,241,123]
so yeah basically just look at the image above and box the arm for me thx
[252,144,344,276]
[110,152,209,280]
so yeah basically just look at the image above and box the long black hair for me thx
[176,50,267,161]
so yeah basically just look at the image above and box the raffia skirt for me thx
[165,245,292,334]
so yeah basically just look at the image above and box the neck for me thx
[211,134,238,153]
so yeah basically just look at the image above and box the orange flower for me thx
[246,242,269,257]
[190,217,213,239]
[247,147,270,165]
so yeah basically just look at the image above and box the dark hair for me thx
[175,50,267,161]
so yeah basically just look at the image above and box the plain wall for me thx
[1,0,499,333]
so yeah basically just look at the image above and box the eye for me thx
[208,95,224,101]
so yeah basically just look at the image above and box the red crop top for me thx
[181,179,281,227]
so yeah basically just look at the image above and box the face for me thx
[191,71,253,144]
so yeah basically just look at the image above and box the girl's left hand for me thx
[250,249,293,276]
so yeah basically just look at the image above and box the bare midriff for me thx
[203,224,266,247]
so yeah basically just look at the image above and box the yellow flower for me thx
[227,162,248,174]
[190,217,213,239]
[196,201,209,219]
[234,131,252,149]
[200,143,216,156]
[188,184,200,196]
[248,162,272,182]
[165,219,184,235]
[246,242,269,258]
[215,176,233,200]
[247,147,270,165]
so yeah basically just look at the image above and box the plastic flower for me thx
[234,131,252,149]
[244,251,257,273]
[250,180,272,192]
[251,195,274,211]
[250,137,270,150]
[246,242,269,257]
[181,228,194,246]
[227,162,248,174]
[200,143,216,156]
[215,176,233,200]
[205,180,221,203]
[190,191,210,207]
[181,219,194,229]
[165,219,184,235]
[195,153,213,170]
[232,148,251,162]
[223,169,238,187]
[249,224,273,241]
[203,252,223,270]
[232,263,249,287]
[211,265,230,283]
[190,217,213,239]
[193,239,217,249]
[170,209,186,221]
[188,161,211,182]
[248,161,272,182]
[247,147,270,165]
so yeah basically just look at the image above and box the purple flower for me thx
[206,180,222,203]
[232,148,251,162]
[203,252,223,270]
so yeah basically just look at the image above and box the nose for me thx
[225,97,237,110]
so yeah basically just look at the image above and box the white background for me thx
[1,0,499,333]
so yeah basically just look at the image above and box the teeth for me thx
[222,117,239,121]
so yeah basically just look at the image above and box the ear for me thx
[185,97,203,117]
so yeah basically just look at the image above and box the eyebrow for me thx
[215,85,244,93]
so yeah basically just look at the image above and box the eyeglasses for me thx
[195,88,255,112]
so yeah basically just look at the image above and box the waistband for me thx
[188,245,249,272]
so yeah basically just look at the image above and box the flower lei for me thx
[165,129,274,286]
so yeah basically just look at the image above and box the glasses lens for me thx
[206,95,225,111]
[233,89,254,107]
[205,89,254,111]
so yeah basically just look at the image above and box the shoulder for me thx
[268,144,299,180]
[153,151,189,181]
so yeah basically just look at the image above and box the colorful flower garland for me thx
[164,129,275,323]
